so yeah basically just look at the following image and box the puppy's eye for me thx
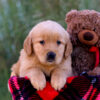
[57,40,61,45]
[40,40,45,45]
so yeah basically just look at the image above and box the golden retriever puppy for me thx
[11,20,73,90]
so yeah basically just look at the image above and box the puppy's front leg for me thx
[51,56,72,90]
[51,68,69,90]
[24,68,46,90]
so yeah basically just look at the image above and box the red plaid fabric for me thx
[8,73,100,100]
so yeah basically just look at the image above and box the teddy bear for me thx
[65,10,100,75]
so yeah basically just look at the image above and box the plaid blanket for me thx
[8,73,100,100]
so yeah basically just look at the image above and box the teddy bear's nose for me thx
[78,30,98,45]
[83,32,94,41]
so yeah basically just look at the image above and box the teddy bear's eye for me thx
[40,40,45,45]
[57,40,61,45]
[93,28,96,31]
[82,27,85,29]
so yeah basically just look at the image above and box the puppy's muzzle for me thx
[47,51,56,62]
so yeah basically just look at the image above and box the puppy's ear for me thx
[24,35,33,56]
[64,38,72,59]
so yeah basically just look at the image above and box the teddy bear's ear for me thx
[65,10,78,23]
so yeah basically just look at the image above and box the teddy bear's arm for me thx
[72,47,95,75]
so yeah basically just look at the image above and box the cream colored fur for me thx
[11,20,73,90]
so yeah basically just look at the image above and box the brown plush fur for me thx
[11,20,73,90]
[65,10,100,75]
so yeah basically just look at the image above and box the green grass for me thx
[0,68,11,100]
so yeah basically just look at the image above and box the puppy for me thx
[11,20,73,90]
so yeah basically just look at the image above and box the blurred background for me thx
[0,0,100,99]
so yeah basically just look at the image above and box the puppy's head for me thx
[24,20,72,65]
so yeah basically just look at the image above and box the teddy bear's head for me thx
[66,10,100,47]
[65,10,100,75]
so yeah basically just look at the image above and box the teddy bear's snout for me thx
[78,30,98,45]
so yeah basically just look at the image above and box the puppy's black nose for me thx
[47,52,56,62]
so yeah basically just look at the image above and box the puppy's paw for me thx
[51,75,66,90]
[31,74,46,90]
